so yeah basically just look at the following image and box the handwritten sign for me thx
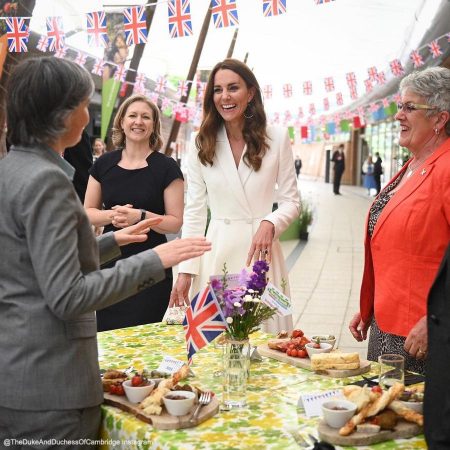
[261,282,292,316]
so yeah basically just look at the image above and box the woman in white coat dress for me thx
[170,59,300,333]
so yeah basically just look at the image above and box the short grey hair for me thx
[399,66,450,136]
[6,57,94,146]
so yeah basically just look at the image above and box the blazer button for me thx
[224,218,230,224]
[429,314,440,324]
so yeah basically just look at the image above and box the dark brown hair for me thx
[112,94,163,150]
[196,59,269,171]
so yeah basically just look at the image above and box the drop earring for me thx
[243,102,254,119]
[434,127,440,135]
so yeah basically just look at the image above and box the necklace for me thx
[406,159,422,178]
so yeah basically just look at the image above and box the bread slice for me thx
[311,352,360,371]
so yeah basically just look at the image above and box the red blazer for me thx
[360,138,450,337]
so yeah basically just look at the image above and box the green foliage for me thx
[299,201,313,233]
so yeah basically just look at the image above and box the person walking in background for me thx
[349,66,450,374]
[93,138,106,162]
[0,56,211,446]
[84,94,185,332]
[169,58,300,333]
[294,155,302,178]
[362,155,377,196]
[331,144,345,195]
[373,152,383,195]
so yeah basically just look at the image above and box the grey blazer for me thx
[0,145,165,410]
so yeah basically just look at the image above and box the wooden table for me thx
[97,322,426,450]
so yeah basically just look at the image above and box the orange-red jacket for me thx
[360,138,450,336]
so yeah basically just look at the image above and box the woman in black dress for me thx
[84,94,184,331]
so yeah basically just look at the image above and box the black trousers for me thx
[333,169,344,194]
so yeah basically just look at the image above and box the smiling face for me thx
[394,89,438,154]
[213,69,255,127]
[121,100,154,144]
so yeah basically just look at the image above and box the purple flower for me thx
[238,268,250,287]
[210,278,223,292]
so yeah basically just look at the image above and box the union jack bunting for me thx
[135,72,147,88]
[357,106,365,117]
[86,11,108,48]
[323,98,330,111]
[389,59,404,77]
[54,46,67,59]
[367,66,378,81]
[155,76,167,93]
[376,71,386,85]
[345,72,357,88]
[168,0,193,38]
[382,98,390,108]
[283,83,293,98]
[308,103,316,115]
[149,92,159,103]
[123,6,148,45]
[46,17,65,51]
[303,81,312,95]
[428,40,442,58]
[162,97,170,109]
[196,81,206,100]
[36,35,48,52]
[133,83,147,95]
[273,112,280,123]
[393,93,401,103]
[263,85,272,99]
[324,77,334,92]
[297,107,304,119]
[74,51,87,66]
[336,92,343,106]
[91,58,105,76]
[5,18,29,52]
[315,0,335,4]
[364,79,373,93]
[349,87,358,100]
[369,103,379,113]
[114,64,127,83]
[410,50,424,68]
[284,110,292,122]
[177,80,190,97]
[183,287,227,363]
[211,0,239,28]
[262,0,286,17]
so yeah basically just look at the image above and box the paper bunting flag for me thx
[54,46,67,59]
[263,0,287,17]
[91,58,105,76]
[382,98,390,108]
[364,79,373,93]
[410,50,424,68]
[297,107,304,119]
[345,72,357,88]
[367,66,378,82]
[168,0,193,38]
[428,40,442,58]
[323,98,329,111]
[177,80,190,97]
[263,85,272,99]
[389,59,404,77]
[283,83,293,98]
[376,71,386,85]
[149,92,159,103]
[353,116,363,129]
[315,0,335,4]
[36,35,48,52]
[114,64,127,83]
[46,17,65,51]
[300,126,308,139]
[5,17,29,52]
[336,92,343,106]
[123,6,148,45]
[155,76,167,93]
[349,87,358,100]
[324,77,334,92]
[303,81,312,95]
[135,72,147,88]
[211,0,239,28]
[74,51,87,66]
[309,103,316,115]
[86,11,108,47]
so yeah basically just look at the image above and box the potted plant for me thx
[299,202,313,241]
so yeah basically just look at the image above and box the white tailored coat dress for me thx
[178,125,300,333]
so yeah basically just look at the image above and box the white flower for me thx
[226,317,233,324]
[233,301,241,307]
[252,297,261,303]
[247,289,255,294]
[244,294,253,302]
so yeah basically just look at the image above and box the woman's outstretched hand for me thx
[113,218,162,246]
[169,273,193,307]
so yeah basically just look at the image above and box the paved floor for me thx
[281,175,375,359]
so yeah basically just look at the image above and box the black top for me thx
[331,150,345,172]
[90,149,183,331]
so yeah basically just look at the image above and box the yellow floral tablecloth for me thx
[97,323,426,450]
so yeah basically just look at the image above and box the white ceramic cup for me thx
[163,390,196,416]
[122,379,155,404]
[322,399,357,428]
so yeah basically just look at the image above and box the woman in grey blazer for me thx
[0,57,210,448]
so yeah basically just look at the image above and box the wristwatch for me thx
[139,209,147,222]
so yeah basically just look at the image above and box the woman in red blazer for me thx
[349,66,450,374]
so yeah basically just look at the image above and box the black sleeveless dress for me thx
[90,149,183,331]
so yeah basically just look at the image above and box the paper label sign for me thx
[261,282,292,316]
[299,389,343,418]
[209,273,243,291]
[157,356,186,375]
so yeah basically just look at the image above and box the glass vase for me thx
[222,339,251,409]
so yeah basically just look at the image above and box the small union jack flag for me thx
[303,81,312,95]
[36,35,48,52]
[46,17,65,51]
[382,98,390,108]
[155,76,167,93]
[297,107,304,119]
[367,66,378,81]
[123,6,148,45]
[315,0,335,4]
[428,40,442,58]
[284,110,292,122]
[54,46,67,59]
[177,80,190,97]
[168,0,193,38]
[364,79,373,93]
[309,103,316,115]
[336,92,343,106]
[390,59,404,77]
[74,51,87,67]
[346,72,357,88]
[393,92,401,103]
[376,71,386,85]
[263,84,272,99]
[349,87,358,100]
[91,58,105,76]
[410,50,424,68]
[114,64,127,83]
[162,97,170,110]
[133,83,146,95]
[283,83,293,98]
[369,103,379,113]
[323,98,330,111]
[211,0,239,28]
[5,17,30,53]
[196,81,206,100]
[273,112,280,123]
[86,11,108,48]
[149,92,159,103]
[324,77,334,92]
[183,286,227,363]
[135,72,147,89]
[262,0,286,17]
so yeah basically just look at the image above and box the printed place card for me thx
[261,282,292,316]
[157,356,186,375]
[298,389,343,418]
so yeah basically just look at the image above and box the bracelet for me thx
[139,209,147,222]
